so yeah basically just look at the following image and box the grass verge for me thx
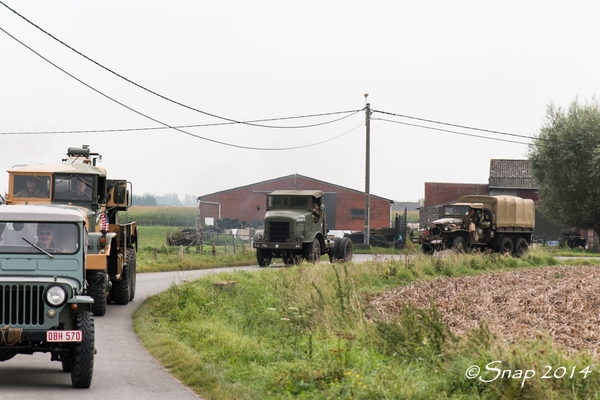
[133,248,600,399]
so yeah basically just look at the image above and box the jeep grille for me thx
[268,221,290,242]
[0,284,45,326]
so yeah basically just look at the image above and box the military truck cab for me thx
[0,205,95,388]
[3,146,137,317]
[253,190,352,266]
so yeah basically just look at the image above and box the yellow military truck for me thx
[3,145,137,316]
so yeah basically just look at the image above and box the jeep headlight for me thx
[45,285,67,307]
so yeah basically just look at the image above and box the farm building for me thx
[420,159,570,243]
[197,173,393,231]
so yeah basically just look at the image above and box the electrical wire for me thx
[0,24,361,150]
[373,110,572,147]
[0,110,362,135]
[373,117,531,146]
[373,109,535,142]
[0,1,360,129]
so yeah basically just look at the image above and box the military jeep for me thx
[0,205,95,388]
[252,190,352,266]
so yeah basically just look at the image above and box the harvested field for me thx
[370,265,600,354]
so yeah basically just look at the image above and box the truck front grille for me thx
[268,221,290,242]
[0,284,45,326]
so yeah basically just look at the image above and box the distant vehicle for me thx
[419,195,535,257]
[5,145,138,316]
[252,190,352,266]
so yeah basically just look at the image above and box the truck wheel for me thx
[513,237,528,257]
[127,248,137,301]
[112,262,130,305]
[256,248,271,267]
[88,272,107,317]
[421,243,434,255]
[329,237,341,263]
[499,237,514,255]
[303,238,321,263]
[71,311,95,388]
[336,237,353,262]
[452,236,466,253]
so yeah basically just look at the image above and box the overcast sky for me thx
[1,1,599,203]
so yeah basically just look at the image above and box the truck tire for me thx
[499,237,513,255]
[112,262,131,305]
[451,236,466,253]
[127,248,137,301]
[303,238,321,263]
[329,237,341,263]
[513,237,528,257]
[256,248,271,267]
[88,272,107,317]
[421,243,434,255]
[336,237,353,262]
[71,311,95,389]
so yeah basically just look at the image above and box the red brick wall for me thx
[199,176,391,231]
[424,182,489,207]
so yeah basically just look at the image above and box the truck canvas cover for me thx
[457,195,535,229]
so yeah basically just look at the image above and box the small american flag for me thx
[101,212,109,232]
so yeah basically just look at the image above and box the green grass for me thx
[133,248,600,399]
[136,226,256,272]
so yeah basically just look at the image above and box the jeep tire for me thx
[71,311,95,388]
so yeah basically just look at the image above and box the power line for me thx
[373,109,535,142]
[373,117,531,145]
[0,110,362,135]
[0,1,361,130]
[373,109,572,146]
[0,24,362,150]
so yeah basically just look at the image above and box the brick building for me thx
[198,174,393,231]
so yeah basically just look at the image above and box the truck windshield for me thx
[13,175,51,199]
[0,221,79,254]
[53,174,94,203]
[444,205,470,216]
[267,196,310,209]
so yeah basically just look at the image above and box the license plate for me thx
[46,330,82,342]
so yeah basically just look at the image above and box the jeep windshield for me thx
[0,221,79,254]
[443,205,470,216]
[267,195,310,209]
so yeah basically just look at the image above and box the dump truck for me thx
[0,206,95,388]
[419,195,535,256]
[3,145,137,316]
[252,190,352,266]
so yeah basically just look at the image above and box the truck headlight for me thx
[254,232,263,241]
[296,215,306,222]
[45,285,67,307]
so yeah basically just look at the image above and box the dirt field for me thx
[370,265,600,354]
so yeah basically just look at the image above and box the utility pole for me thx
[364,95,370,246]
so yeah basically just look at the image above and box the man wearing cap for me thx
[15,177,49,198]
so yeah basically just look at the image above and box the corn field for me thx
[121,206,199,227]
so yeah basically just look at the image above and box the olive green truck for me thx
[419,195,535,257]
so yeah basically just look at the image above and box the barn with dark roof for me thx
[197,173,393,231]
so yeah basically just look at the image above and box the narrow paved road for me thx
[0,266,260,399]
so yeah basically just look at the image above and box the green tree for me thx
[529,97,600,235]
